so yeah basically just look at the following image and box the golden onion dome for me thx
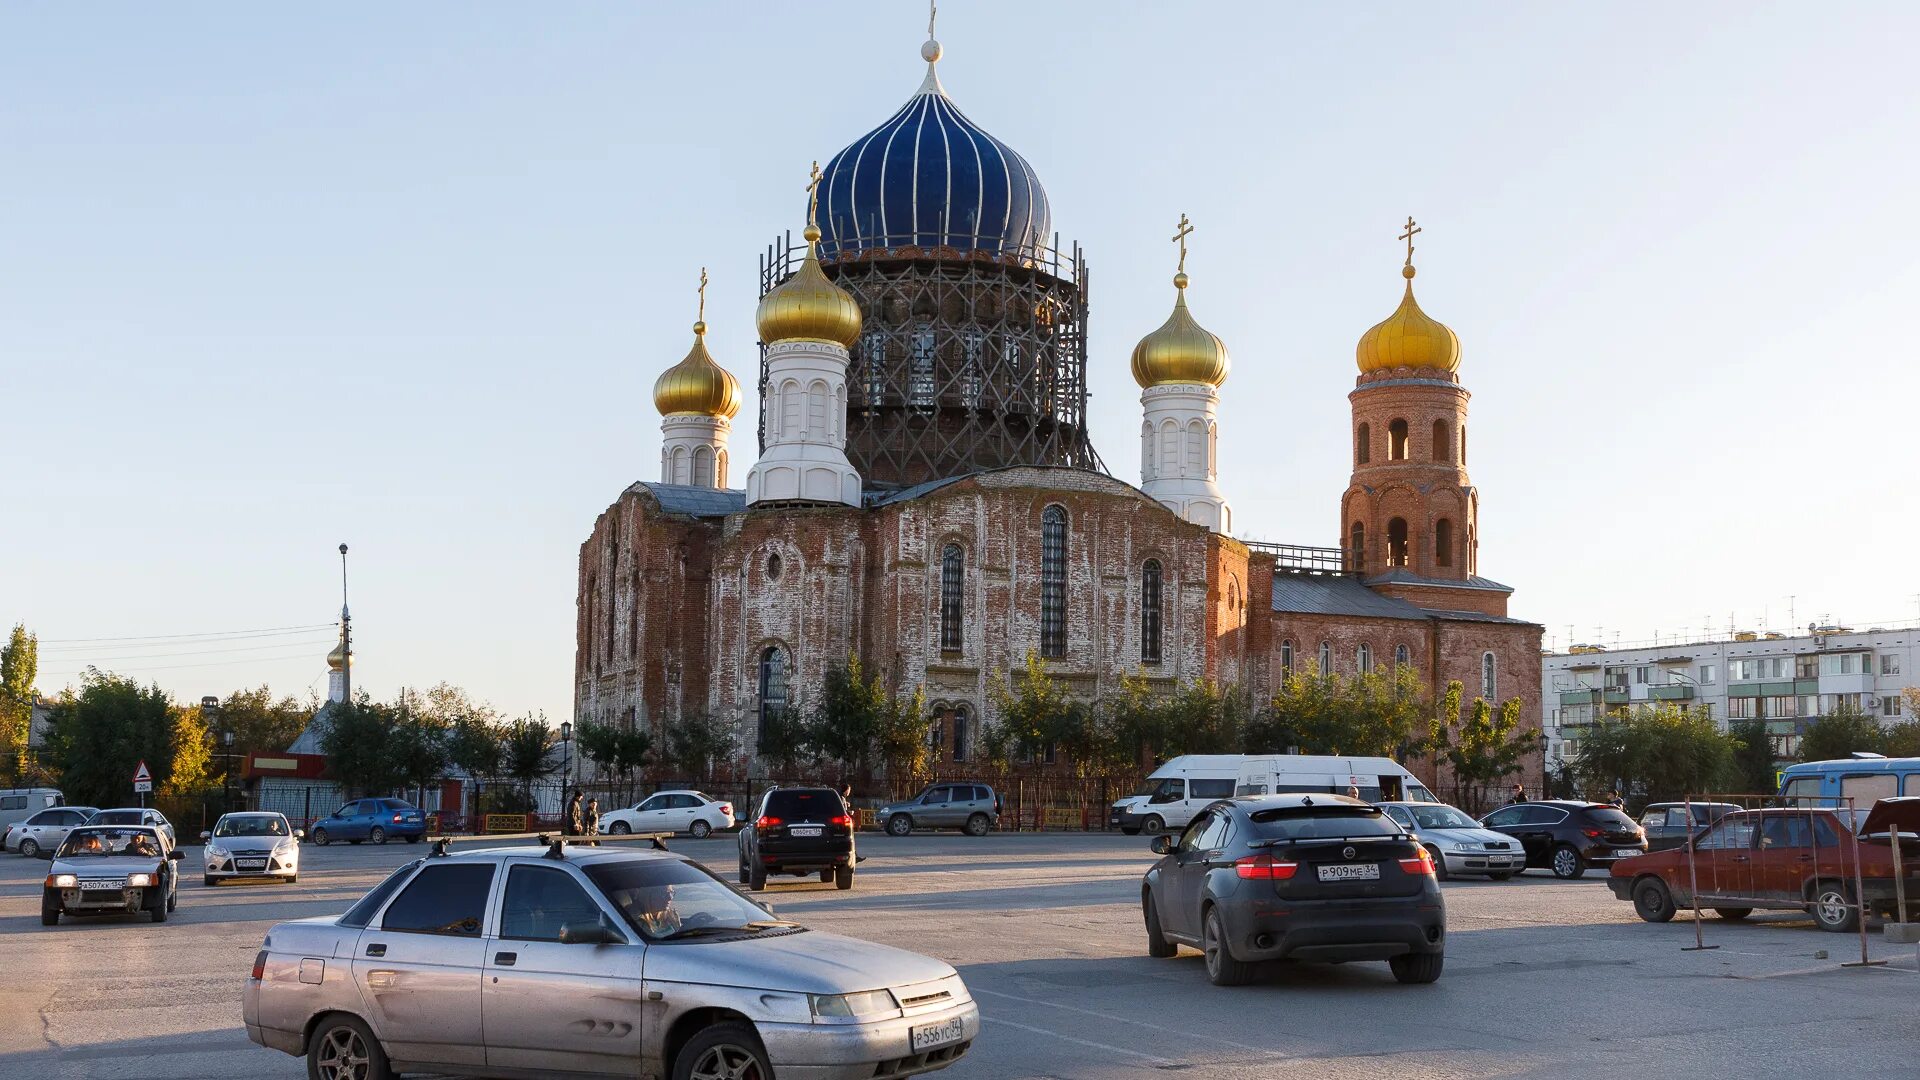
[1356,265,1460,374]
[755,225,862,348]
[326,640,347,672]
[653,321,743,419]
[1131,272,1229,388]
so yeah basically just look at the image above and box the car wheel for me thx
[41,894,59,926]
[673,1020,771,1080]
[609,821,631,835]
[1202,906,1255,986]
[690,819,712,839]
[307,1012,393,1080]
[818,869,834,883]
[286,875,297,884]
[1633,878,1676,923]
[1121,827,1141,836]
[204,874,217,887]
[964,813,991,837]
[1389,952,1444,984]
[1713,907,1752,921]
[737,856,749,884]
[150,892,168,923]
[886,814,913,837]
[749,863,767,891]
[1810,883,1858,933]
[311,828,329,846]
[835,863,854,890]
[167,885,177,912]
[1487,872,1515,881]
[369,826,387,845]
[1143,815,1166,835]
[19,838,38,858]
[1143,893,1177,958]
[1551,844,1586,879]
[1424,845,1450,882]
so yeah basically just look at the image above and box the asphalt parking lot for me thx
[0,831,1914,1080]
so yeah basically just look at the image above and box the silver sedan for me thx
[244,842,978,1080]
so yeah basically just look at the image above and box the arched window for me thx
[1395,644,1410,668]
[779,380,802,440]
[1387,518,1409,568]
[757,646,789,751]
[1318,640,1332,676]
[1388,419,1409,460]
[952,705,971,763]
[1435,518,1453,567]
[716,449,729,488]
[1140,559,1164,663]
[670,446,689,485]
[1357,643,1374,674]
[1356,422,1371,465]
[1186,420,1206,475]
[766,552,783,580]
[1350,521,1366,573]
[1141,422,1154,479]
[1159,421,1178,478]
[692,446,715,487]
[807,379,830,438]
[1040,506,1068,657]
[1481,652,1497,699]
[939,544,964,651]
[1432,419,1450,461]
[1460,425,1468,464]
[1281,640,1294,672]
[928,712,945,758]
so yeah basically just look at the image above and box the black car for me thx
[736,787,856,891]
[1479,800,1647,878]
[1140,794,1445,986]
[1636,801,1740,852]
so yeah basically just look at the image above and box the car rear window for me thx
[340,860,422,928]
[1246,806,1402,840]
[764,790,837,820]
[1582,807,1638,829]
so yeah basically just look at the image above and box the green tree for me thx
[576,718,653,792]
[756,706,811,775]
[1272,666,1430,760]
[1728,717,1779,795]
[1430,685,1538,813]
[987,652,1079,766]
[446,716,504,781]
[875,690,932,784]
[1570,704,1733,805]
[388,703,449,795]
[663,712,733,780]
[502,713,558,801]
[1797,704,1886,762]
[1883,718,1920,759]
[162,704,214,797]
[808,656,883,773]
[43,671,188,807]
[320,697,402,797]
[214,685,310,758]
[0,624,38,783]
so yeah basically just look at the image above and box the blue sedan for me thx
[308,798,425,846]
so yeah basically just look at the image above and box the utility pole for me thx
[338,543,352,704]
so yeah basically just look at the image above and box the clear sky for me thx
[6,2,1918,719]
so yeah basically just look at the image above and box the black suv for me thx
[1479,800,1646,878]
[737,787,855,891]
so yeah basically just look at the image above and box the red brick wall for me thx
[1344,372,1478,580]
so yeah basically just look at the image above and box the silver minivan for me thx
[879,784,1001,836]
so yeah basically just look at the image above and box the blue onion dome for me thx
[814,38,1052,261]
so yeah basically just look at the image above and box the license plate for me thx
[1317,863,1380,882]
[910,1016,966,1053]
[1611,848,1641,857]
[80,880,120,891]
[236,859,267,870]
[790,826,822,837]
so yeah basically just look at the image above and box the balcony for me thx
[1560,688,1630,707]
[1647,684,1695,701]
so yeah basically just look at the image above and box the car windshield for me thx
[215,815,288,838]
[1132,780,1161,798]
[1408,805,1480,830]
[585,859,796,940]
[1247,805,1401,840]
[57,827,162,857]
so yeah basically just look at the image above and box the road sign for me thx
[133,779,152,793]
[132,761,152,784]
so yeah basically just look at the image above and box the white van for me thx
[1235,756,1436,804]
[1108,755,1243,835]
[0,788,67,837]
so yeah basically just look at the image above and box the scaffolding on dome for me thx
[757,229,1103,490]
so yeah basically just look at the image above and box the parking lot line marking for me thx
[974,986,1285,1053]
[984,1015,1180,1066]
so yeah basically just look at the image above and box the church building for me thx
[574,26,1544,791]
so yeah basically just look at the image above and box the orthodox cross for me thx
[1399,215,1421,267]
[1171,212,1194,275]
[928,0,937,40]
[697,267,708,324]
[806,160,823,230]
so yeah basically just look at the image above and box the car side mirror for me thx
[167,850,185,862]
[199,830,212,842]
[558,917,619,945]
[1150,835,1173,855]
[294,829,306,840]
[757,900,775,915]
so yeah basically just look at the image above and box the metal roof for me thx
[630,483,747,519]
[1361,569,1515,593]
[1269,574,1433,620]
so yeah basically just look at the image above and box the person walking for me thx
[564,790,584,837]
[585,797,602,838]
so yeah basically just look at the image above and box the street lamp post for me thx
[560,721,574,799]
[201,696,225,813]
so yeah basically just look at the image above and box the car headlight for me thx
[127,873,153,887]
[273,840,295,856]
[206,844,229,859]
[809,989,897,1019]
[49,873,76,888]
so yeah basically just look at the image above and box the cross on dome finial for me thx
[805,160,823,235]
[1399,215,1421,272]
[921,1,944,65]
[696,266,708,326]
[1171,212,1194,282]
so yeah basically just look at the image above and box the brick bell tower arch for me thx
[1340,220,1477,583]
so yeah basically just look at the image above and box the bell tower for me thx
[1341,219,1487,604]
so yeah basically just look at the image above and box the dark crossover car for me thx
[877,783,1002,837]
[1636,801,1740,852]
[1141,794,1445,985]
[309,797,426,846]
[1479,801,1647,878]
[738,787,856,890]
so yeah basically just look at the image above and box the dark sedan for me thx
[1140,794,1445,986]
[1479,801,1647,878]
[1635,801,1740,852]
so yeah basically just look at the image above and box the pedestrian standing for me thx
[585,797,601,837]
[1608,789,1625,810]
[564,790,583,837]
[1509,783,1527,805]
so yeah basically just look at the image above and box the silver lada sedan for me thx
[244,842,978,1080]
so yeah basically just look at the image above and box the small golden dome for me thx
[1356,265,1460,374]
[1131,272,1229,388]
[755,225,862,348]
[326,640,347,672]
[653,321,743,418]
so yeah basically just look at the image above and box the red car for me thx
[1608,802,1920,932]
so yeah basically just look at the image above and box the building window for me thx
[952,706,971,763]
[1141,422,1154,479]
[1882,654,1901,676]
[1434,518,1452,568]
[1432,419,1450,461]
[756,646,789,751]
[1481,652,1497,699]
[962,332,984,407]
[909,325,935,407]
[1350,521,1366,573]
[939,544,964,651]
[1885,695,1904,718]
[1818,653,1866,676]
[766,552,782,581]
[1140,560,1164,663]
[1699,663,1716,685]
[1764,695,1798,718]
[1357,643,1374,674]
[1632,665,1651,685]
[1728,695,1756,719]
[929,715,945,757]
[1356,422,1371,465]
[860,332,886,406]
[1388,419,1409,460]
[1460,425,1467,464]
[1387,518,1409,568]
[1318,640,1332,676]
[1281,640,1294,672]
[1040,505,1067,657]
[1395,644,1410,668]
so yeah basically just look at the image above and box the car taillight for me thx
[719,804,731,816]
[1399,848,1436,875]
[829,814,851,827]
[756,816,782,830]
[1234,854,1298,880]
[1583,829,1603,839]
[393,815,404,823]
[251,950,268,980]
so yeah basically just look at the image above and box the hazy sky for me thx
[7,2,1917,719]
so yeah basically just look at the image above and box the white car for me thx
[90,807,176,849]
[1378,801,1524,880]
[5,806,100,858]
[202,812,302,885]
[599,790,735,839]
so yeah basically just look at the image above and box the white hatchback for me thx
[202,811,302,885]
[598,790,735,839]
